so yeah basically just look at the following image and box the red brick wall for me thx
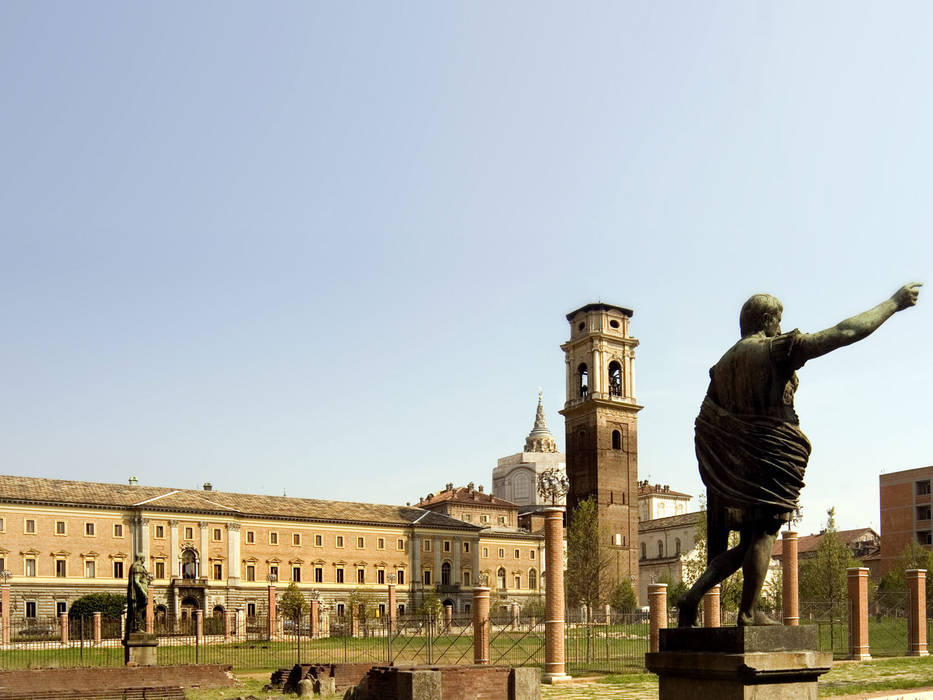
[0,665,233,697]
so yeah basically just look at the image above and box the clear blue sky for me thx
[2,2,931,538]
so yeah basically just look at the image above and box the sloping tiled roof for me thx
[0,474,480,530]
[419,486,517,509]
[638,511,702,533]
[771,527,879,558]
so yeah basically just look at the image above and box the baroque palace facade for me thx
[0,474,543,625]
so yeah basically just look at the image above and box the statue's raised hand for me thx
[893,283,922,311]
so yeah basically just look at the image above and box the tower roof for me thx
[565,302,634,321]
[525,391,557,453]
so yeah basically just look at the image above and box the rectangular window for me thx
[514,574,521,589]
[113,561,124,579]
[918,481,932,496]
[314,534,323,547]
[337,603,345,617]
[25,519,36,534]
[213,528,222,541]
[423,570,432,585]
[918,531,933,545]
[514,549,520,558]
[397,539,405,551]
[482,547,488,558]
[213,563,222,580]
[443,541,451,552]
[314,566,323,583]
[155,561,165,579]
[84,560,95,578]
[113,523,123,538]
[155,525,165,539]
[270,532,279,545]
[357,568,365,583]
[0,518,4,531]
[498,548,504,558]
[336,535,344,548]
[480,515,489,524]
[246,565,255,581]
[377,569,385,584]
[357,537,365,549]
[423,540,431,552]
[247,602,257,617]
[462,514,472,522]
[499,516,507,525]
[918,505,932,520]
[25,601,36,619]
[463,571,471,586]
[529,549,535,559]
[269,565,279,580]
[377,538,385,550]
[463,542,470,553]
[55,560,66,577]
[56,601,67,616]
[184,527,194,539]
[55,521,66,535]
[85,522,95,536]
[336,567,344,584]
[378,603,386,617]
[397,570,405,585]
[293,533,301,546]
[292,566,301,582]
[25,558,36,576]
[246,530,255,544]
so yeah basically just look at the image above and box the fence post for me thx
[310,598,320,639]
[847,567,871,660]
[542,506,570,683]
[604,604,611,624]
[236,608,246,642]
[472,585,490,665]
[387,583,396,636]
[267,584,277,640]
[60,612,69,645]
[444,603,453,631]
[907,569,928,657]
[145,594,154,634]
[782,530,799,626]
[1,584,10,646]
[702,584,721,628]
[195,609,204,645]
[224,611,234,640]
[648,583,668,654]
[93,612,102,646]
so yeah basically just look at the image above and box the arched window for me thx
[513,473,530,501]
[529,569,537,590]
[497,567,506,589]
[441,562,451,586]
[611,430,621,450]
[608,361,622,397]
[657,540,664,558]
[675,538,682,556]
[577,363,588,398]
[181,548,198,579]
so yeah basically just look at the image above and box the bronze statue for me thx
[678,283,922,627]
[125,555,152,635]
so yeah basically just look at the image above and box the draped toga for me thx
[696,329,812,529]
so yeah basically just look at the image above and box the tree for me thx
[417,592,443,621]
[69,593,126,619]
[521,595,545,619]
[877,540,933,611]
[798,508,858,604]
[279,582,308,625]
[609,579,638,614]
[658,570,689,610]
[680,505,744,612]
[566,496,612,611]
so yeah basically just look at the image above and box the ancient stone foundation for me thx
[122,631,158,666]
[343,665,540,700]
[646,626,831,700]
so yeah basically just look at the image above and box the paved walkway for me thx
[541,678,658,699]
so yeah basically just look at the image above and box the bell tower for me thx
[559,303,642,587]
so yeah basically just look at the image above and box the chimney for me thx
[128,476,138,486]
[203,482,213,491]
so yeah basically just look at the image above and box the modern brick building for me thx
[880,465,933,575]
[0,474,542,625]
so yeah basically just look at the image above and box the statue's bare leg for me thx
[737,524,781,626]
[677,527,747,628]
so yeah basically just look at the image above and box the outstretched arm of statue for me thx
[799,282,921,362]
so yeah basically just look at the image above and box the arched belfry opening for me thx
[577,363,588,398]
[608,361,622,397]
[611,430,622,451]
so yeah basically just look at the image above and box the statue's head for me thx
[740,294,783,338]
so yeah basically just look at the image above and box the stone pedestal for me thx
[646,626,831,700]
[123,632,158,666]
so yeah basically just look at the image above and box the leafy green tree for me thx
[877,540,933,609]
[608,579,638,614]
[521,595,545,619]
[680,505,743,612]
[799,508,858,603]
[347,588,379,623]
[657,570,689,610]
[69,593,126,619]
[279,581,308,624]
[566,497,612,611]
[417,592,443,621]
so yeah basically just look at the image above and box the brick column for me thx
[444,604,453,630]
[267,584,277,639]
[702,584,721,628]
[1,585,10,646]
[310,598,320,639]
[195,610,204,643]
[847,567,871,660]
[604,604,612,624]
[224,611,234,639]
[510,603,519,629]
[543,506,570,683]
[60,613,69,645]
[145,594,154,634]
[235,608,246,642]
[351,614,359,638]
[387,583,397,635]
[648,583,668,654]
[472,586,490,664]
[93,612,102,645]
[907,569,928,657]
[782,531,799,626]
